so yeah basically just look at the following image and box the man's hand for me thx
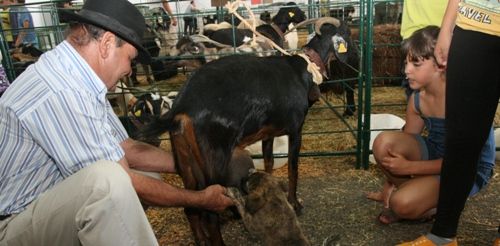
[171,17,177,26]
[199,184,234,212]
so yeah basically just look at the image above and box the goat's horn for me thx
[237,19,266,29]
[283,18,320,35]
[190,34,233,48]
[314,17,341,35]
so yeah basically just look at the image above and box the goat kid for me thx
[227,169,310,246]
[139,17,342,246]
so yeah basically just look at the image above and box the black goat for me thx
[126,8,178,86]
[203,2,306,48]
[139,17,342,246]
[317,20,359,116]
[170,3,308,70]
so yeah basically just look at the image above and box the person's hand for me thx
[171,17,177,26]
[434,28,453,68]
[199,184,234,212]
[380,149,412,176]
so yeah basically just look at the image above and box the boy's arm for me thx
[403,92,425,135]
[14,19,29,47]
[380,150,443,176]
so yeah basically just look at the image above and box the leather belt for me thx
[0,214,11,221]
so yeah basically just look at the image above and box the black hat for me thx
[59,0,151,64]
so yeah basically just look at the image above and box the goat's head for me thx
[170,35,237,69]
[260,11,272,24]
[272,2,306,31]
[142,25,162,58]
[297,17,357,79]
[169,36,207,69]
[317,18,355,65]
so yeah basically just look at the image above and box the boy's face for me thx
[404,56,443,91]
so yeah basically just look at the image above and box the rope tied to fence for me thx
[224,0,323,84]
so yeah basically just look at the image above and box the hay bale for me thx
[352,24,403,86]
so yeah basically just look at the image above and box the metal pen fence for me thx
[0,0,409,169]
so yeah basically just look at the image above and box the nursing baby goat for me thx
[139,17,344,246]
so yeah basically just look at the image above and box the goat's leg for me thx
[206,211,225,246]
[287,132,303,214]
[262,138,275,173]
[184,207,210,246]
[170,130,211,245]
[343,84,356,116]
[126,62,139,87]
[142,64,154,84]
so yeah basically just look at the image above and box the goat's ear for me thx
[308,84,321,103]
[245,192,266,214]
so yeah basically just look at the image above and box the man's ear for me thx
[98,31,115,60]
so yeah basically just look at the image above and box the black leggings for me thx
[431,27,500,238]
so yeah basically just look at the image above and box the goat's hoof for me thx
[290,198,304,215]
[343,107,356,117]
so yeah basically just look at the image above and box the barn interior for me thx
[0,0,498,245]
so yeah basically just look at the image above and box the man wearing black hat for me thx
[0,0,233,245]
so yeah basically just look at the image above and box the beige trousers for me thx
[0,161,158,246]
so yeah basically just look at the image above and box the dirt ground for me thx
[142,84,500,246]
[146,156,499,246]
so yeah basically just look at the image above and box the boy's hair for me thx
[402,25,440,62]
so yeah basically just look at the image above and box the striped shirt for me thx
[0,41,128,215]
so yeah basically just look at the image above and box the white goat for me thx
[285,23,299,50]
[245,136,289,170]
[108,82,137,116]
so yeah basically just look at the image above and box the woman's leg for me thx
[431,27,500,238]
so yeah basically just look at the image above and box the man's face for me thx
[101,36,138,91]
[2,0,15,6]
